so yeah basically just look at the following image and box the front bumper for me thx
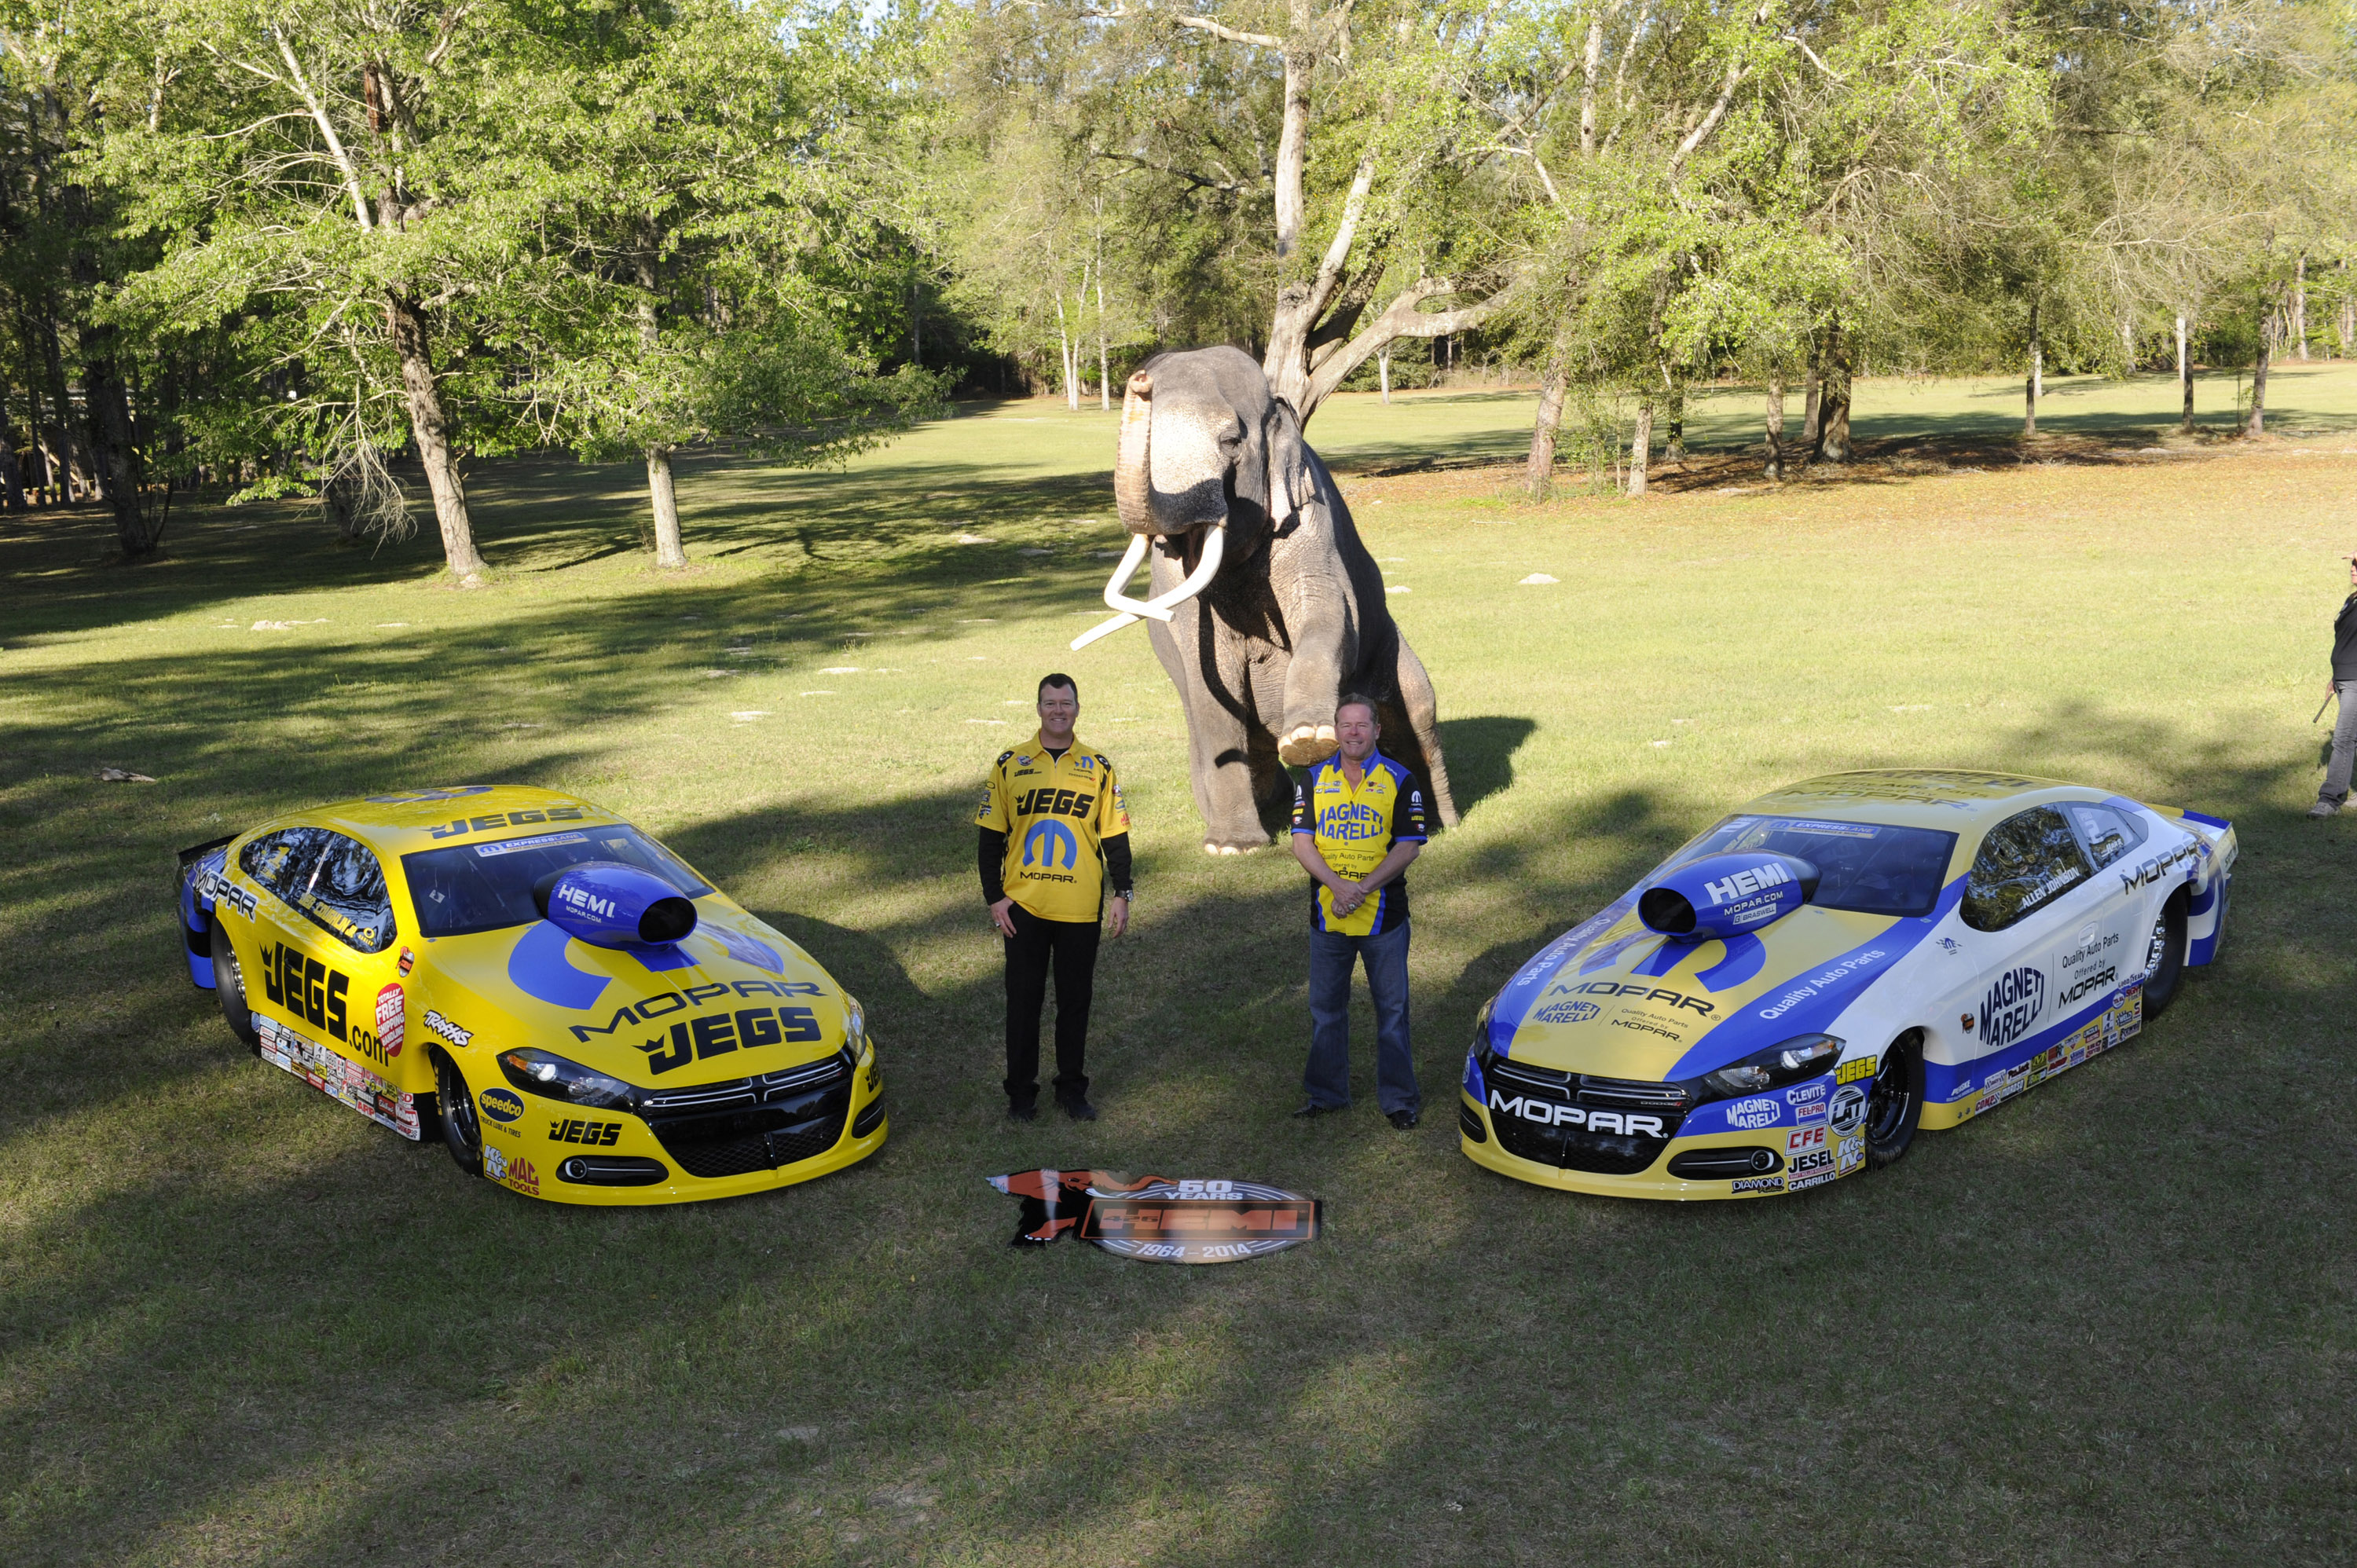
[482,1047,887,1207]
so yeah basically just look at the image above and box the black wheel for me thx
[1864,1030,1925,1170]
[211,921,260,1054]
[2140,892,2189,1017]
[434,1051,484,1177]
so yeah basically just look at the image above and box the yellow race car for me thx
[175,786,885,1204]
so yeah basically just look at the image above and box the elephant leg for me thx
[1148,602,1271,855]
[1275,600,1349,768]
[1392,632,1458,828]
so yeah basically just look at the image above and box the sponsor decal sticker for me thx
[1787,1083,1827,1105]
[500,1156,541,1196]
[425,805,587,841]
[1531,1000,1601,1025]
[1828,1084,1868,1135]
[565,980,824,1041]
[2118,841,2198,892]
[1485,1091,1667,1137]
[1835,1054,1878,1084]
[1835,1130,1865,1175]
[478,1087,526,1124]
[2055,964,2118,1009]
[548,1117,623,1146]
[484,1145,508,1180]
[1757,948,1890,1022]
[1790,1149,1833,1176]
[374,984,405,1057]
[1795,1098,1826,1119]
[1977,966,2045,1048]
[1787,1124,1827,1153]
[255,1014,420,1138]
[987,1171,1321,1263]
[397,946,416,976]
[1787,1167,1836,1192]
[1726,1097,1780,1130]
[475,830,591,859]
[1731,1175,1785,1194]
[423,1009,474,1048]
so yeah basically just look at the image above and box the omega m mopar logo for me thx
[1978,966,2046,1048]
[1022,819,1079,870]
[1486,1091,1667,1138]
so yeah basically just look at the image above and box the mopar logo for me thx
[1486,1091,1666,1138]
[1022,819,1079,870]
[1556,981,1717,1017]
[1977,966,2045,1048]
[1703,861,1791,907]
[2056,964,2118,1008]
[2118,842,2197,892]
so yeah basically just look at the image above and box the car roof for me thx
[262,785,625,858]
[1736,769,2113,831]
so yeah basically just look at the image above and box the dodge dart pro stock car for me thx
[175,786,885,1204]
[1462,770,2234,1200]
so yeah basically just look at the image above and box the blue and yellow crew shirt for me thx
[977,734,1132,923]
[1289,751,1428,936]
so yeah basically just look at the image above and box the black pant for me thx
[1003,903,1099,1108]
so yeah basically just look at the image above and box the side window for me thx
[287,833,398,954]
[2062,802,2143,868]
[1963,807,2096,932]
[240,826,328,896]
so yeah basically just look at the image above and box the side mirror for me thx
[533,862,698,948]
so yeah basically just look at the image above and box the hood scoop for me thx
[1638,852,1818,943]
[534,862,698,951]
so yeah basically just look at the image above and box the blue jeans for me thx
[1304,920,1417,1114]
[2325,680,2357,804]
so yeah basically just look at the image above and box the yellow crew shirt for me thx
[977,734,1132,923]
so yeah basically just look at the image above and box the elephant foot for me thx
[1202,839,1263,857]
[1277,724,1340,768]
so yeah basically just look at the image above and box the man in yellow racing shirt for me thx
[1288,694,1428,1128]
[977,673,1132,1121]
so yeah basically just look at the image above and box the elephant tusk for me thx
[1069,611,1142,652]
[1098,532,1172,622]
[1138,524,1224,616]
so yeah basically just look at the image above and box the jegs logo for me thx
[258,941,351,1042]
[1977,966,2045,1048]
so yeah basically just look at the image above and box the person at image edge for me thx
[1289,694,1428,1128]
[977,673,1132,1120]
[2311,553,2357,818]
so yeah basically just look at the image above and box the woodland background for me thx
[3,0,2354,575]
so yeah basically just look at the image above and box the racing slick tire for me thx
[1864,1029,1925,1171]
[2141,892,2190,1019]
[434,1050,485,1178]
[210,921,260,1055]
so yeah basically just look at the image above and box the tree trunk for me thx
[1816,329,1853,462]
[82,331,163,555]
[2294,255,2308,360]
[2177,314,2193,434]
[2024,299,2040,439]
[1378,347,1391,404]
[1627,397,1653,496]
[647,445,687,569]
[1665,381,1685,465]
[1580,10,1606,159]
[0,385,26,510]
[2247,301,2271,438]
[1800,367,1824,452]
[34,309,97,499]
[1765,372,1785,479]
[1526,356,1569,497]
[386,291,486,581]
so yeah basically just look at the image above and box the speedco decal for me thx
[2119,841,2198,892]
[2055,964,2118,1009]
[1758,949,1889,1021]
[1725,1097,1779,1130]
[1550,981,1716,1016]
[1486,1092,1666,1138]
[568,980,823,1043]
[1977,967,2045,1047]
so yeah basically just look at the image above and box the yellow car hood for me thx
[417,900,849,1087]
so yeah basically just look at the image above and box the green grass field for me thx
[5,364,2355,1565]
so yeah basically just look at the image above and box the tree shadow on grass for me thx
[1437,716,1537,822]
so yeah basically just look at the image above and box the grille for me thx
[640,1053,852,1179]
[1483,1053,1684,1175]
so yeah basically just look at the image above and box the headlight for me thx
[843,993,873,1067]
[1694,1034,1842,1100]
[499,1047,636,1108]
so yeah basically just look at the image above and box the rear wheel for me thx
[2141,892,2189,1018]
[434,1052,484,1177]
[211,922,260,1054]
[1864,1030,1924,1170]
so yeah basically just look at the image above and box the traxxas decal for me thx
[426,805,587,840]
[568,979,824,1044]
[259,941,350,1041]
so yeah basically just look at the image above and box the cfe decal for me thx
[987,1171,1321,1264]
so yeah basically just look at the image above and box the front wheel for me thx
[1864,1030,1924,1170]
[211,921,260,1054]
[434,1052,484,1177]
[2141,893,2189,1018]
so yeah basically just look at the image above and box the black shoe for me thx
[1058,1097,1098,1122]
[1388,1108,1420,1130]
[1291,1101,1339,1119]
[1008,1102,1037,1123]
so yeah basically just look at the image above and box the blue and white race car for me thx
[1461,771,2234,1199]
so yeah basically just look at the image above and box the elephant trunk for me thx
[1114,371,1154,536]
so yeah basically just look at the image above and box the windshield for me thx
[1668,815,1958,918]
[401,827,713,938]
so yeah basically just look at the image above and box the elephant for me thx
[1069,346,1458,855]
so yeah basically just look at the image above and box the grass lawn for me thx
[4,361,2355,1565]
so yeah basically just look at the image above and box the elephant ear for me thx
[1266,396,1318,532]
